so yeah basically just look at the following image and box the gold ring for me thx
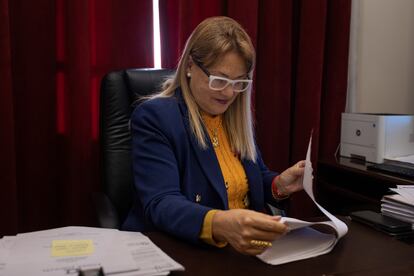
[250,240,272,248]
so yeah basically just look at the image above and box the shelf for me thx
[315,156,413,215]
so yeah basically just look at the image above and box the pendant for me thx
[212,135,219,147]
[211,128,219,147]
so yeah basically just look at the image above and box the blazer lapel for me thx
[176,90,229,209]
[242,159,264,211]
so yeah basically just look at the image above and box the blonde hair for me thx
[151,16,257,161]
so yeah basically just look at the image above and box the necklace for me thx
[202,113,222,148]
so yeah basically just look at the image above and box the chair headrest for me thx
[124,68,175,99]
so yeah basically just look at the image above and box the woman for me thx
[123,16,305,255]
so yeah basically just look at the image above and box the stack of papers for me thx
[0,227,183,276]
[257,136,348,265]
[381,186,414,229]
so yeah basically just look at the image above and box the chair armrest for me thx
[92,192,120,229]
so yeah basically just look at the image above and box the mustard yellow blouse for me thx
[199,113,249,246]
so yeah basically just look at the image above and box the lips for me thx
[215,99,229,105]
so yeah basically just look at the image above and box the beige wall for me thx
[347,0,414,114]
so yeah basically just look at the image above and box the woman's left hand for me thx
[275,160,306,195]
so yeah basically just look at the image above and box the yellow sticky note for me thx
[51,240,94,257]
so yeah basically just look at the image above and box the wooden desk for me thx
[316,156,414,215]
[147,218,414,276]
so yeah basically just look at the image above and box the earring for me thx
[187,72,191,78]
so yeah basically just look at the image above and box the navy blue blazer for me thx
[122,88,282,244]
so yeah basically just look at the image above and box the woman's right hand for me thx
[211,209,288,255]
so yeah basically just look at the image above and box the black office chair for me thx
[94,68,174,229]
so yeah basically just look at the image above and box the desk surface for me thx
[147,217,414,276]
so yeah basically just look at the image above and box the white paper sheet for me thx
[112,231,184,276]
[389,185,414,204]
[0,236,16,276]
[257,135,348,265]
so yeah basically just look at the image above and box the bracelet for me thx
[271,175,290,200]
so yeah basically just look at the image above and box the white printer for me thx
[340,113,414,163]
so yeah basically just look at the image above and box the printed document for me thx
[257,135,348,265]
[0,227,183,276]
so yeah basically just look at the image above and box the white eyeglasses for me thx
[194,59,253,93]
